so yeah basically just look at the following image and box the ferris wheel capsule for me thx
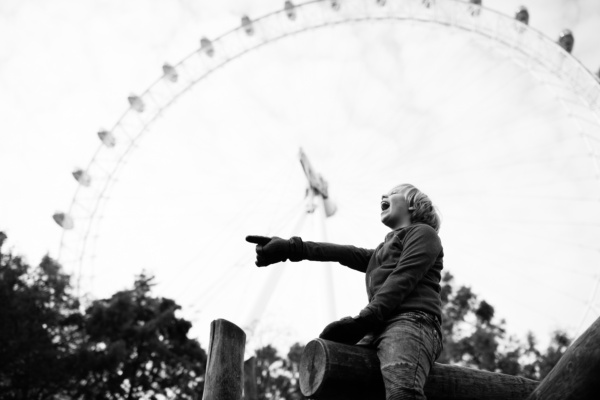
[558,29,574,53]
[323,198,337,218]
[72,169,91,187]
[53,212,74,230]
[128,95,145,112]
[241,16,254,36]
[469,0,481,16]
[97,130,116,148]
[514,6,529,25]
[284,1,296,20]
[162,63,178,82]
[200,37,215,57]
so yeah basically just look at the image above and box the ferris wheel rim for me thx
[55,0,600,336]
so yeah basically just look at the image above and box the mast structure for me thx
[298,148,337,322]
[243,148,339,339]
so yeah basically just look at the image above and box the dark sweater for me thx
[293,223,444,323]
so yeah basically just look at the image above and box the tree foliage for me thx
[0,236,81,399]
[438,271,572,380]
[252,343,304,400]
[70,273,207,399]
[0,232,207,399]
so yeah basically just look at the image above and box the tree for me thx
[253,343,305,400]
[69,273,207,399]
[438,271,572,379]
[0,232,82,399]
[518,329,572,380]
[0,231,208,399]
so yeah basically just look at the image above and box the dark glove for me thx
[245,235,303,267]
[319,313,379,345]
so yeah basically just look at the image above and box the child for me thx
[246,183,443,399]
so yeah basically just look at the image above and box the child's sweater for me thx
[291,223,443,322]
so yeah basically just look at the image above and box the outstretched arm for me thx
[246,235,373,272]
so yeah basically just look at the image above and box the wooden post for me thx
[526,315,600,400]
[243,357,258,400]
[202,319,246,400]
[300,338,538,400]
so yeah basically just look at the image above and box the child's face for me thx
[380,185,411,230]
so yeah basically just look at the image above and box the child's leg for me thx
[375,311,442,400]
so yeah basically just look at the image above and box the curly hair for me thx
[397,183,441,232]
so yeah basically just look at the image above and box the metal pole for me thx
[315,193,337,322]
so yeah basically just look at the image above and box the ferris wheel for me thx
[53,0,600,349]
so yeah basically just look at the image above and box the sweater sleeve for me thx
[290,237,374,273]
[359,225,442,321]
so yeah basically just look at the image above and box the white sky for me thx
[1,0,600,352]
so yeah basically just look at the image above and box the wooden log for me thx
[299,338,538,400]
[244,356,258,400]
[526,315,600,400]
[202,319,246,400]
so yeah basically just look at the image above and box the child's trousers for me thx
[357,311,443,400]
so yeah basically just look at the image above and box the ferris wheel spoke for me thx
[451,216,600,255]
[450,232,587,304]
[163,194,308,298]
[356,112,565,180]
[447,254,569,326]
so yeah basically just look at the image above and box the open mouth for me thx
[381,201,390,211]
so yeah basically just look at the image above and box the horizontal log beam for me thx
[299,339,538,400]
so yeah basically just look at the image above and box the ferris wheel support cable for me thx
[182,199,311,309]
[161,200,305,296]
[451,234,585,321]
[315,32,514,173]
[457,229,595,302]
[339,65,545,181]
[447,236,571,324]
[242,208,311,334]
[405,65,528,138]
[185,254,256,317]
[415,151,592,186]
[385,112,566,179]
[169,196,308,302]
[456,214,599,248]
[156,163,303,294]
[522,60,600,202]
[387,56,521,152]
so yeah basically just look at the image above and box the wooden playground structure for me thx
[201,316,600,400]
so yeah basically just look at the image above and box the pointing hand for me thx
[245,235,292,267]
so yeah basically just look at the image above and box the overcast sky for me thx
[1,0,600,351]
